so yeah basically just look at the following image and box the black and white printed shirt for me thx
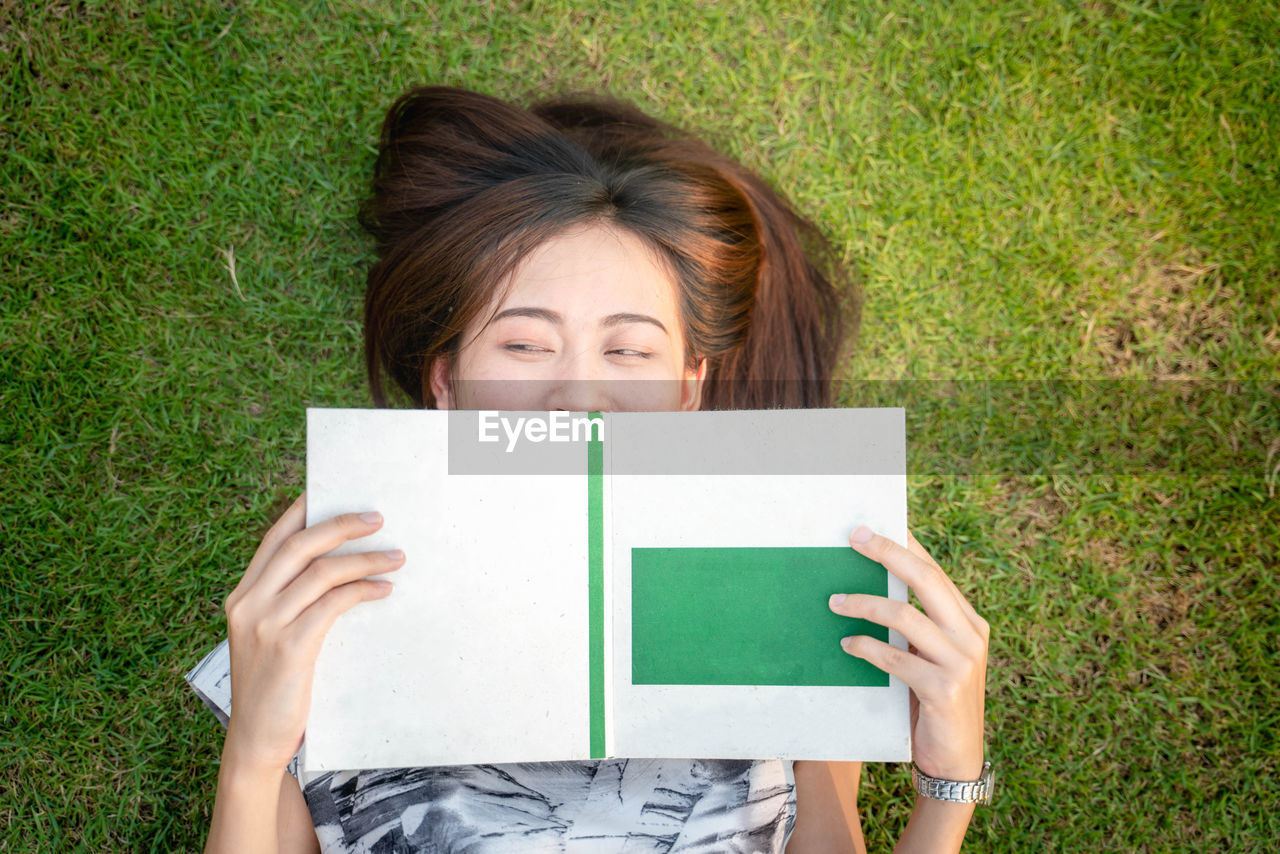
[187,640,797,853]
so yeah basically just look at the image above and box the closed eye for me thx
[609,349,652,359]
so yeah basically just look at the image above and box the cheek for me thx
[605,373,687,412]
[619,342,692,410]
[461,383,548,410]
[450,349,538,409]
[608,365,697,412]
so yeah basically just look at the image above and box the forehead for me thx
[497,223,679,318]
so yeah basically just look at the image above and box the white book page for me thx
[302,409,591,772]
[606,409,911,761]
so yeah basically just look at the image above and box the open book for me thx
[301,407,911,774]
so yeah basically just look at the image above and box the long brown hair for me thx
[360,85,859,410]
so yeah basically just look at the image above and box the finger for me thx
[905,528,987,636]
[850,527,967,631]
[905,531,967,610]
[905,530,940,570]
[272,549,406,626]
[253,510,388,598]
[239,492,308,593]
[840,633,938,693]
[285,577,394,656]
[828,593,963,668]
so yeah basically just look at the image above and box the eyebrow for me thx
[491,306,669,336]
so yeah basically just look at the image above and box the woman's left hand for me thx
[828,526,989,781]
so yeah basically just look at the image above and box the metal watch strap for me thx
[911,761,994,805]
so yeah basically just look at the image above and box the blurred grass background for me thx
[3,0,1278,850]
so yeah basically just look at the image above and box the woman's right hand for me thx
[220,491,405,776]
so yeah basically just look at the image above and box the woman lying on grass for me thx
[192,85,991,853]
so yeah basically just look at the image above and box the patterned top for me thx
[186,640,797,853]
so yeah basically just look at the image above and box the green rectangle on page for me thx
[631,547,890,687]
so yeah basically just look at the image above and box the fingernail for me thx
[851,525,873,544]
[360,512,383,524]
[385,549,404,560]
[829,593,846,608]
[374,580,393,591]
[841,636,856,651]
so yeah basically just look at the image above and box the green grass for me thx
[3,0,1278,850]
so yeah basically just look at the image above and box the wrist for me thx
[219,742,292,790]
[221,720,300,778]
[914,756,984,781]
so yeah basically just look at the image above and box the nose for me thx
[542,347,613,412]
[544,378,613,413]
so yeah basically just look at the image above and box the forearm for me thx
[204,751,284,854]
[893,796,975,854]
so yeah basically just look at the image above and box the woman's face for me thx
[430,223,707,413]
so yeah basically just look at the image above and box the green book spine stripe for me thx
[632,547,890,687]
[587,412,605,758]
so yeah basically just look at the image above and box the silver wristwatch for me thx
[911,761,995,805]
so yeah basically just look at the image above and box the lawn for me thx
[3,0,1278,850]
